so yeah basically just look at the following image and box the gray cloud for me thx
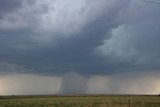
[0,0,160,76]
[0,0,22,13]
[1,0,160,95]
[97,0,160,73]
[0,0,131,74]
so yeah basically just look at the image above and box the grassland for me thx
[0,95,160,107]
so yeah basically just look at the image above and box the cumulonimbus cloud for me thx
[0,0,160,95]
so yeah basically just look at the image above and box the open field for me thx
[0,95,160,107]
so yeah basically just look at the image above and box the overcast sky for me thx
[0,0,160,95]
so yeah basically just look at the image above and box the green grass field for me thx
[0,95,160,107]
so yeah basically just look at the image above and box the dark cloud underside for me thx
[0,0,160,75]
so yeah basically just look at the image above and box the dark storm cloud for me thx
[0,0,160,75]
[0,0,22,13]
[98,0,160,73]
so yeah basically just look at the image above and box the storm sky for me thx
[0,0,160,95]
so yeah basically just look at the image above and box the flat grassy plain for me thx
[0,95,160,107]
